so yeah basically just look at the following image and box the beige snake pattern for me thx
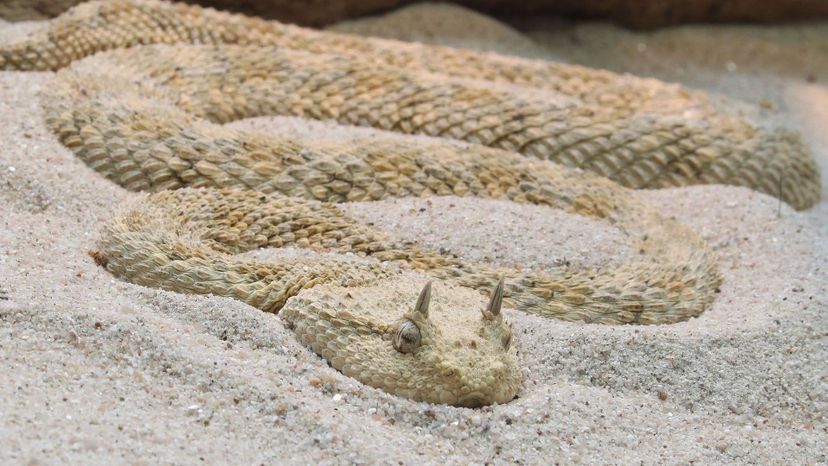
[2,0,809,405]
[43,44,721,405]
[0,0,820,208]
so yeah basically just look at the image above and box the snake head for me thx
[281,277,521,408]
[390,277,518,407]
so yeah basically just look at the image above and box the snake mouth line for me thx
[457,392,492,408]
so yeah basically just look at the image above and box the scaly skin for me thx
[97,188,523,407]
[96,181,718,406]
[7,0,735,405]
[44,46,722,324]
[60,57,723,319]
[1,0,820,208]
[66,43,724,405]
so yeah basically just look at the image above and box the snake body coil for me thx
[4,0,816,405]
[64,50,721,403]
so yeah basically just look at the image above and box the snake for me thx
[1,0,814,406]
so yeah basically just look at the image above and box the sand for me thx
[1,4,826,464]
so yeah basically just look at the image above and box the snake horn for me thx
[485,276,505,317]
[415,281,432,318]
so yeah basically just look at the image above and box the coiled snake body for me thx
[3,0,819,406]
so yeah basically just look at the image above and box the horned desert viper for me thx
[2,0,815,406]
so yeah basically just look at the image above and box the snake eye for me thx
[393,281,431,353]
[394,321,421,353]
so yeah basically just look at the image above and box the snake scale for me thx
[1,0,817,406]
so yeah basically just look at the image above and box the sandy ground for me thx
[1,4,826,465]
